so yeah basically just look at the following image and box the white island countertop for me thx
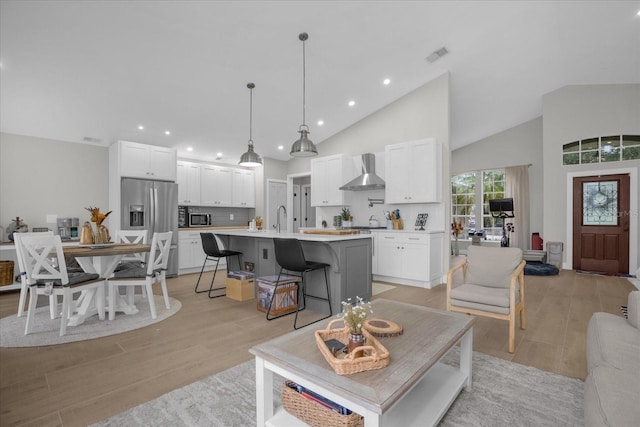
[212,229,373,242]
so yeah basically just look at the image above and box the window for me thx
[451,169,505,241]
[562,135,640,165]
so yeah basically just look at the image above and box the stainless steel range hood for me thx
[340,153,385,191]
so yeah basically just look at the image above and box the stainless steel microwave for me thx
[188,212,212,227]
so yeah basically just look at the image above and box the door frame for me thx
[286,172,311,231]
[565,167,638,272]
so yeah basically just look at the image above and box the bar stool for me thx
[195,233,242,298]
[271,238,332,329]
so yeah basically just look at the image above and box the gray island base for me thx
[213,230,373,315]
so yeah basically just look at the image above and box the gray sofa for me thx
[585,291,640,426]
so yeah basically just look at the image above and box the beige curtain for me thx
[505,165,530,250]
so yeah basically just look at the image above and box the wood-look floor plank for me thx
[0,268,634,426]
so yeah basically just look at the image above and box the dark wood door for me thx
[573,174,630,273]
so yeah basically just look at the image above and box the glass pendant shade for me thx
[239,82,262,167]
[290,32,318,158]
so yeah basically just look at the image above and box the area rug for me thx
[0,295,181,347]
[372,282,396,295]
[92,347,584,427]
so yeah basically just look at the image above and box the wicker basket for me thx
[282,382,364,427]
[0,260,15,286]
[315,319,390,375]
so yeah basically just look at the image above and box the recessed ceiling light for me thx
[348,100,356,107]
[317,120,324,126]
[278,145,284,150]
[383,78,391,85]
[217,152,223,157]
[165,130,171,135]
[187,147,193,152]
[137,125,144,130]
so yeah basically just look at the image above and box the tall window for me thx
[451,169,505,240]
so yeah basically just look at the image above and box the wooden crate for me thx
[256,277,299,316]
[226,278,255,301]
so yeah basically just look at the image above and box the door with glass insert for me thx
[572,174,630,274]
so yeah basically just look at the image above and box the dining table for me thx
[62,243,151,326]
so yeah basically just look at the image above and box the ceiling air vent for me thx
[83,136,103,144]
[426,46,449,63]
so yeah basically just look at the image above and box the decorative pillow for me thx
[627,291,639,329]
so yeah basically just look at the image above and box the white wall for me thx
[284,72,451,235]
[451,116,543,237]
[542,84,640,270]
[0,132,109,236]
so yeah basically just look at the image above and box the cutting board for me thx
[302,229,361,235]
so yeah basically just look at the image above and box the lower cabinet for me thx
[178,230,226,274]
[374,231,444,288]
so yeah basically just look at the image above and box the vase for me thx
[348,332,365,355]
[453,236,460,256]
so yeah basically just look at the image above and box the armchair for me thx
[446,245,526,353]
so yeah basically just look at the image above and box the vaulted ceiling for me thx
[1,1,638,164]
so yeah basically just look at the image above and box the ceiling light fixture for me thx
[317,120,324,126]
[383,78,391,85]
[290,32,318,157]
[239,82,263,167]
[165,130,171,135]
[348,100,356,107]
[187,147,193,152]
[138,125,144,130]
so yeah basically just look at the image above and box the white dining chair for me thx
[16,233,106,336]
[107,231,172,320]
[114,230,149,299]
[14,231,55,318]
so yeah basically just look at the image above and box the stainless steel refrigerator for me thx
[121,177,179,276]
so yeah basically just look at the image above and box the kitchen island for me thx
[213,230,372,315]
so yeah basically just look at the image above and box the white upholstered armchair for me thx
[446,245,526,353]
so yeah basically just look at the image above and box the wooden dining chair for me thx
[107,231,172,320]
[14,231,54,318]
[15,233,105,336]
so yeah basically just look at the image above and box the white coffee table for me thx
[250,299,475,427]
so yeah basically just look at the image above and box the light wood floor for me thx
[0,268,634,426]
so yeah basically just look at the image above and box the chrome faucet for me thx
[275,205,287,233]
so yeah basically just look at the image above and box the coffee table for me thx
[250,299,475,426]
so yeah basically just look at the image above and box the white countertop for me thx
[212,229,373,242]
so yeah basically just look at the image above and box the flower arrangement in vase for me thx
[338,296,373,353]
[85,207,112,243]
[451,219,464,256]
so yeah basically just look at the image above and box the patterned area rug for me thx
[0,295,181,347]
[92,347,584,427]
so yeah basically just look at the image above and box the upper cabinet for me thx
[176,161,201,205]
[385,139,441,204]
[232,169,256,208]
[200,164,232,206]
[310,154,354,207]
[116,140,176,181]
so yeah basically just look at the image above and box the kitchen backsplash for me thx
[315,189,444,231]
[181,206,255,228]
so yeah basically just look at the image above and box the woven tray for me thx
[282,382,364,427]
[0,261,14,286]
[314,319,390,375]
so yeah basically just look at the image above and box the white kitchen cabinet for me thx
[310,154,354,207]
[385,139,441,204]
[179,230,226,273]
[176,161,201,205]
[374,231,444,288]
[201,164,232,206]
[231,169,256,207]
[116,140,176,181]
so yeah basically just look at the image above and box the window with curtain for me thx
[451,169,505,241]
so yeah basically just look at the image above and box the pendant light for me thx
[290,32,318,157]
[239,82,263,167]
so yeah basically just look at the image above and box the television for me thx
[489,198,514,218]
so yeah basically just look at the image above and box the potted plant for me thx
[340,207,352,228]
[338,296,373,353]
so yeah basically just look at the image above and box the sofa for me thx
[584,291,640,426]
